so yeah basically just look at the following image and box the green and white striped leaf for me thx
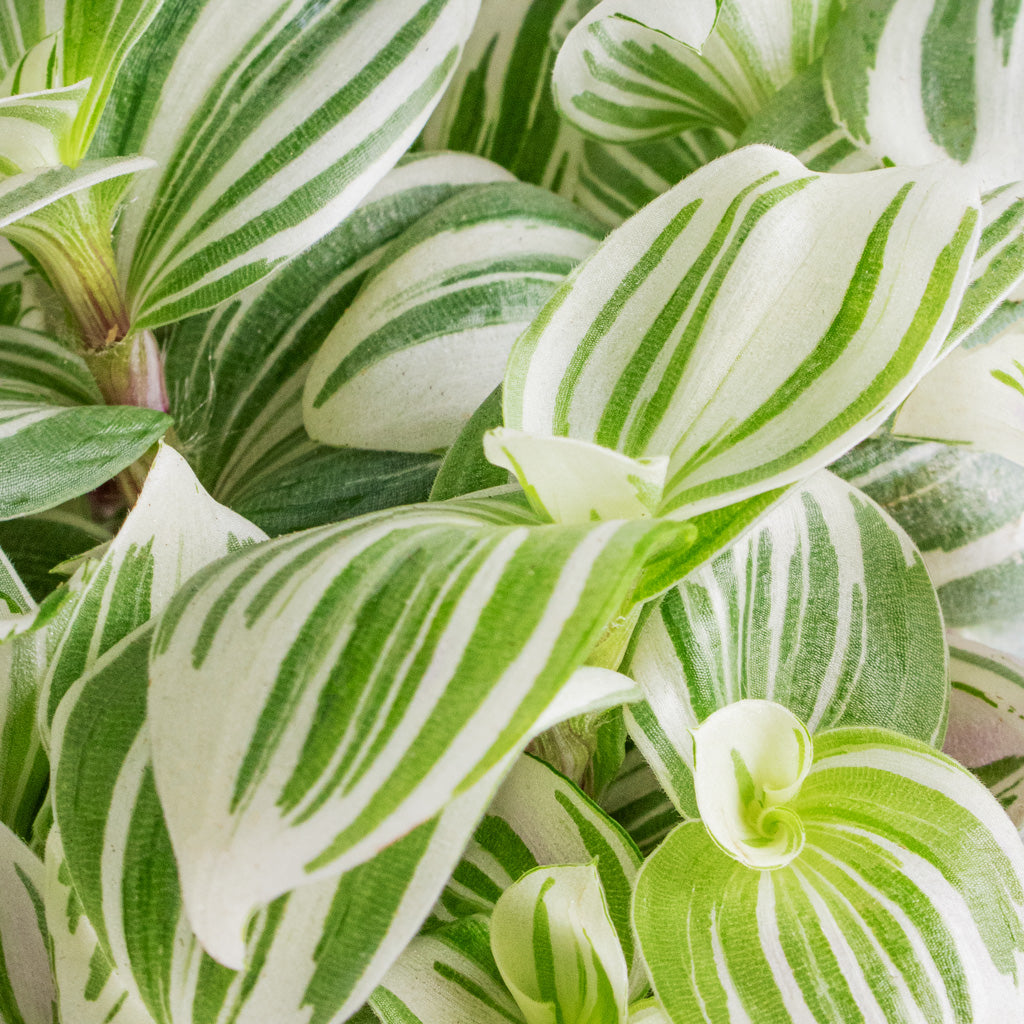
[490,863,629,1024]
[833,432,1024,659]
[433,751,643,990]
[0,575,49,838]
[503,145,980,520]
[600,745,685,857]
[623,472,949,819]
[420,0,592,191]
[303,181,603,453]
[895,323,1024,466]
[0,820,54,1024]
[553,0,842,144]
[429,384,511,501]
[147,497,686,966]
[165,152,513,525]
[0,80,88,174]
[52,620,633,1021]
[38,442,265,741]
[0,325,170,519]
[944,641,1024,833]
[823,0,1024,191]
[60,0,161,161]
[572,129,734,228]
[44,827,155,1024]
[0,0,60,76]
[113,0,482,331]
[635,709,1024,1023]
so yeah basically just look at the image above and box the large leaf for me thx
[52,621,633,1019]
[0,820,53,1024]
[0,325,170,518]
[112,0,482,330]
[634,707,1024,1022]
[303,181,603,453]
[147,496,685,965]
[553,0,842,144]
[502,144,980,521]
[38,442,265,740]
[164,152,514,530]
[823,0,1024,190]
[832,431,1024,659]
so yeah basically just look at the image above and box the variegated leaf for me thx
[600,745,685,857]
[428,384,510,501]
[147,497,685,966]
[0,819,54,1024]
[420,0,592,192]
[303,181,603,453]
[0,80,87,174]
[624,472,949,817]
[833,431,1024,660]
[944,641,1024,832]
[823,0,1024,191]
[111,0,482,330]
[0,325,170,519]
[895,322,1024,466]
[490,863,629,1024]
[0,0,60,75]
[502,145,979,524]
[60,0,162,160]
[432,750,643,992]
[44,827,155,1024]
[166,152,513,531]
[554,0,842,144]
[635,709,1024,1022]
[38,442,265,740]
[52,621,632,1020]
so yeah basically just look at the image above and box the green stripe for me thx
[921,0,979,162]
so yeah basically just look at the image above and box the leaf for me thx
[0,81,89,174]
[50,621,525,1023]
[0,0,59,75]
[823,0,1024,190]
[147,498,684,966]
[61,0,162,160]
[420,0,589,191]
[553,0,842,144]
[113,0,484,330]
[600,745,684,857]
[303,181,603,453]
[503,145,980,520]
[623,471,949,821]
[39,442,266,738]
[944,641,1024,832]
[0,819,54,1024]
[429,384,509,502]
[832,431,1024,656]
[490,864,629,1024]
[635,720,1024,1022]
[895,323,1024,466]
[164,151,514,518]
[0,326,170,519]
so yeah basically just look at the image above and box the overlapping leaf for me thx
[110,0,482,330]
[166,152,513,533]
[38,442,265,741]
[554,0,842,144]
[833,431,1024,660]
[502,144,980,525]
[0,325,170,519]
[303,181,603,453]
[147,496,685,965]
[823,0,1024,190]
[635,711,1024,1022]
[0,0,59,75]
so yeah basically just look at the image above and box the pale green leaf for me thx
[0,80,88,174]
[600,745,685,857]
[303,181,602,453]
[635,723,1024,1022]
[0,0,61,75]
[504,145,980,520]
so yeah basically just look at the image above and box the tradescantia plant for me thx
[4,0,1024,1022]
